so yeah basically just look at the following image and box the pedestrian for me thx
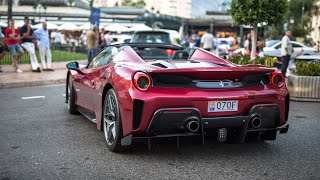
[194,33,201,48]
[286,49,303,77]
[99,28,106,49]
[200,30,214,52]
[86,26,99,64]
[104,31,113,46]
[5,19,24,73]
[0,27,7,73]
[213,34,220,56]
[244,32,251,54]
[20,16,41,72]
[34,22,54,71]
[280,30,293,76]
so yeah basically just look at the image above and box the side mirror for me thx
[66,62,79,70]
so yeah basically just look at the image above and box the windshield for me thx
[131,32,169,44]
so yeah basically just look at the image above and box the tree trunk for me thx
[250,26,258,60]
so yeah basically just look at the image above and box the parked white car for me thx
[264,41,316,57]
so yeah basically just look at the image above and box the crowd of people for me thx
[0,17,53,73]
[181,30,240,58]
[181,29,306,76]
[0,17,119,73]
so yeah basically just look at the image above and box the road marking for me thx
[62,94,66,97]
[21,96,46,100]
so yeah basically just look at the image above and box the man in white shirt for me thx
[200,31,214,52]
[280,30,293,75]
[34,22,54,71]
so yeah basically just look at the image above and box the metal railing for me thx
[0,45,88,65]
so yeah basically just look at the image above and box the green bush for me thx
[228,54,277,68]
[296,61,320,76]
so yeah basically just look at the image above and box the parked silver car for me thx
[264,41,317,57]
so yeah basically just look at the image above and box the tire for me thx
[67,75,78,114]
[103,89,123,152]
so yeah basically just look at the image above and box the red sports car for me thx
[65,44,289,152]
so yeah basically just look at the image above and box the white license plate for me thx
[208,100,238,112]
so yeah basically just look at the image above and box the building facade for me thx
[144,0,192,19]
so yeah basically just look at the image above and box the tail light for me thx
[270,72,285,88]
[133,72,152,91]
[166,49,175,55]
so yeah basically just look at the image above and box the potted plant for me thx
[287,61,320,102]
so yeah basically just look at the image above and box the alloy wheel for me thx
[104,94,117,146]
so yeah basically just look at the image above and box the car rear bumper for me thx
[131,103,288,139]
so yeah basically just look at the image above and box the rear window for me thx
[131,32,169,44]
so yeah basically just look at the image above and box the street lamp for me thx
[88,0,94,28]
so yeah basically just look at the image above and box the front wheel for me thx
[103,89,123,152]
[67,75,78,114]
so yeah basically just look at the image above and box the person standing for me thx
[200,30,214,52]
[86,26,99,64]
[20,16,41,72]
[5,19,24,73]
[0,27,7,73]
[280,30,293,76]
[99,28,106,49]
[34,22,54,71]
[213,34,220,56]
[104,31,113,46]
[244,33,251,54]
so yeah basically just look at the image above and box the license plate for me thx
[208,100,238,112]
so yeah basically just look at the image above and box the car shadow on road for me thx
[122,136,278,157]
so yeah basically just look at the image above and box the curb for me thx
[1,60,86,72]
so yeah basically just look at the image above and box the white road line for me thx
[21,96,46,100]
[62,94,66,97]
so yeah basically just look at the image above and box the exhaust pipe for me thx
[251,116,262,128]
[185,118,200,133]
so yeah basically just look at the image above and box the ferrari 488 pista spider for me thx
[65,43,289,152]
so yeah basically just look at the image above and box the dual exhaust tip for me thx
[250,115,262,128]
[185,117,200,133]
[185,115,261,132]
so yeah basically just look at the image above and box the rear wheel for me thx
[103,89,123,152]
[67,76,78,114]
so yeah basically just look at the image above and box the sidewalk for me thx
[0,61,86,89]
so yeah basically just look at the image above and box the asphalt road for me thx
[0,85,320,180]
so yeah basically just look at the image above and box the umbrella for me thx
[32,22,59,30]
[128,24,152,32]
[58,22,80,30]
[78,23,91,30]
[104,23,129,32]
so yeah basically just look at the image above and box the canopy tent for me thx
[128,24,152,32]
[78,23,91,30]
[104,23,129,32]
[32,22,59,30]
[14,21,25,28]
[57,22,80,30]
